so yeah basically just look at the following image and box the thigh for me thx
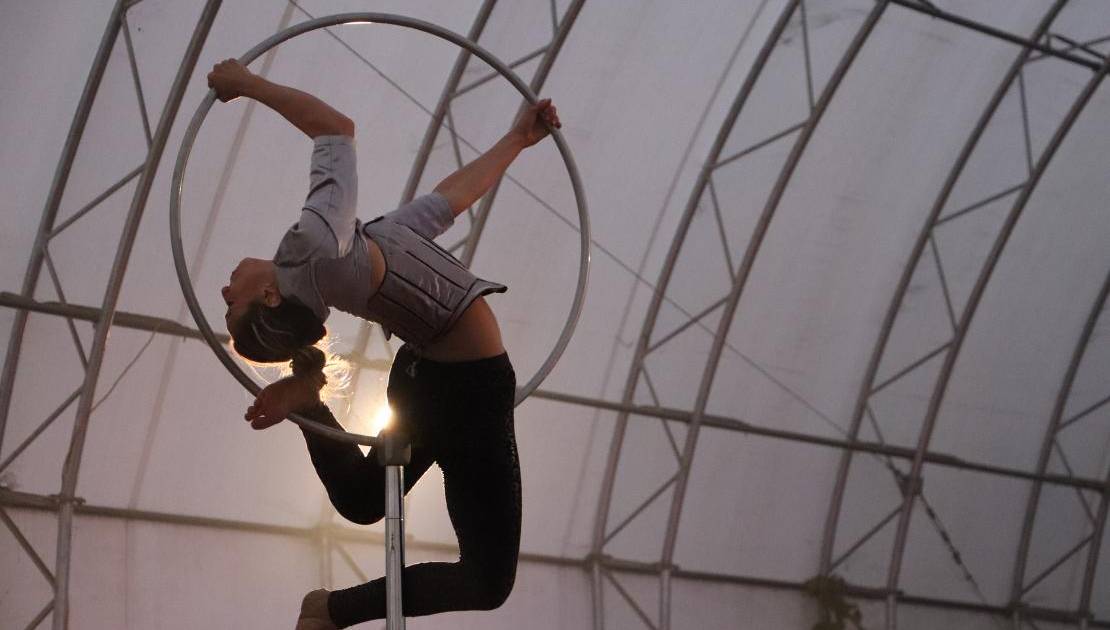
[384,385,438,490]
[438,402,521,566]
[399,443,436,495]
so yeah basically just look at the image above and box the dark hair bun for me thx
[290,345,327,381]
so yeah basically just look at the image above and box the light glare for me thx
[370,403,392,437]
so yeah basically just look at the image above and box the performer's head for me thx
[221,257,326,376]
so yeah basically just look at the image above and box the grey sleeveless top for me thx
[272,135,506,348]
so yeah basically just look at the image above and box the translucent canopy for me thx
[2,1,1108,628]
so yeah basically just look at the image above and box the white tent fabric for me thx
[2,1,1109,628]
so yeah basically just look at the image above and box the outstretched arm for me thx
[208,59,354,138]
[433,98,561,216]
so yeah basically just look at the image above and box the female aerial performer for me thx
[207,59,560,629]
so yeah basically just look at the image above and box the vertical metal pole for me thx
[384,465,406,630]
[659,567,672,630]
[0,0,126,454]
[50,2,223,627]
[591,558,605,630]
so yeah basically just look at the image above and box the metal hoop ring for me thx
[171,13,590,446]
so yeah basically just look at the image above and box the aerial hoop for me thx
[170,13,590,446]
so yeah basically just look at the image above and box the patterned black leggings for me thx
[299,344,520,628]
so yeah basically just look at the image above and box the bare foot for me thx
[295,589,337,630]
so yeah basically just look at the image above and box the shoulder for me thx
[274,210,340,265]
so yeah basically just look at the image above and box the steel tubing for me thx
[0,0,127,456]
[888,0,1102,72]
[883,56,1110,630]
[658,0,889,574]
[819,0,1067,581]
[1009,268,1110,613]
[51,2,223,627]
[5,484,1108,628]
[590,0,804,582]
[384,465,405,630]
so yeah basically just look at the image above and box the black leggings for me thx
[299,344,520,627]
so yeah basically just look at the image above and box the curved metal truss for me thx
[591,1,1110,629]
[1009,268,1110,625]
[818,0,1110,625]
[591,2,889,628]
[0,1,223,627]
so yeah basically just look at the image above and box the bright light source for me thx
[369,403,392,437]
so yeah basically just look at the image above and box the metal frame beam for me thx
[590,2,807,624]
[881,55,1110,630]
[8,274,1104,625]
[592,3,891,628]
[1010,267,1110,623]
[888,0,1102,72]
[0,3,226,628]
[399,0,498,205]
[48,4,223,627]
[126,2,298,519]
[0,2,226,626]
[2,286,1100,484]
[0,0,128,456]
[0,293,390,372]
[4,2,1110,629]
[658,0,887,602]
[820,2,1069,621]
[0,292,222,343]
[3,488,1107,628]
[531,389,1103,490]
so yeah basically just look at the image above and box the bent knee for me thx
[335,503,383,526]
[474,571,516,611]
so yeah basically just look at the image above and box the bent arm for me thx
[241,75,355,138]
